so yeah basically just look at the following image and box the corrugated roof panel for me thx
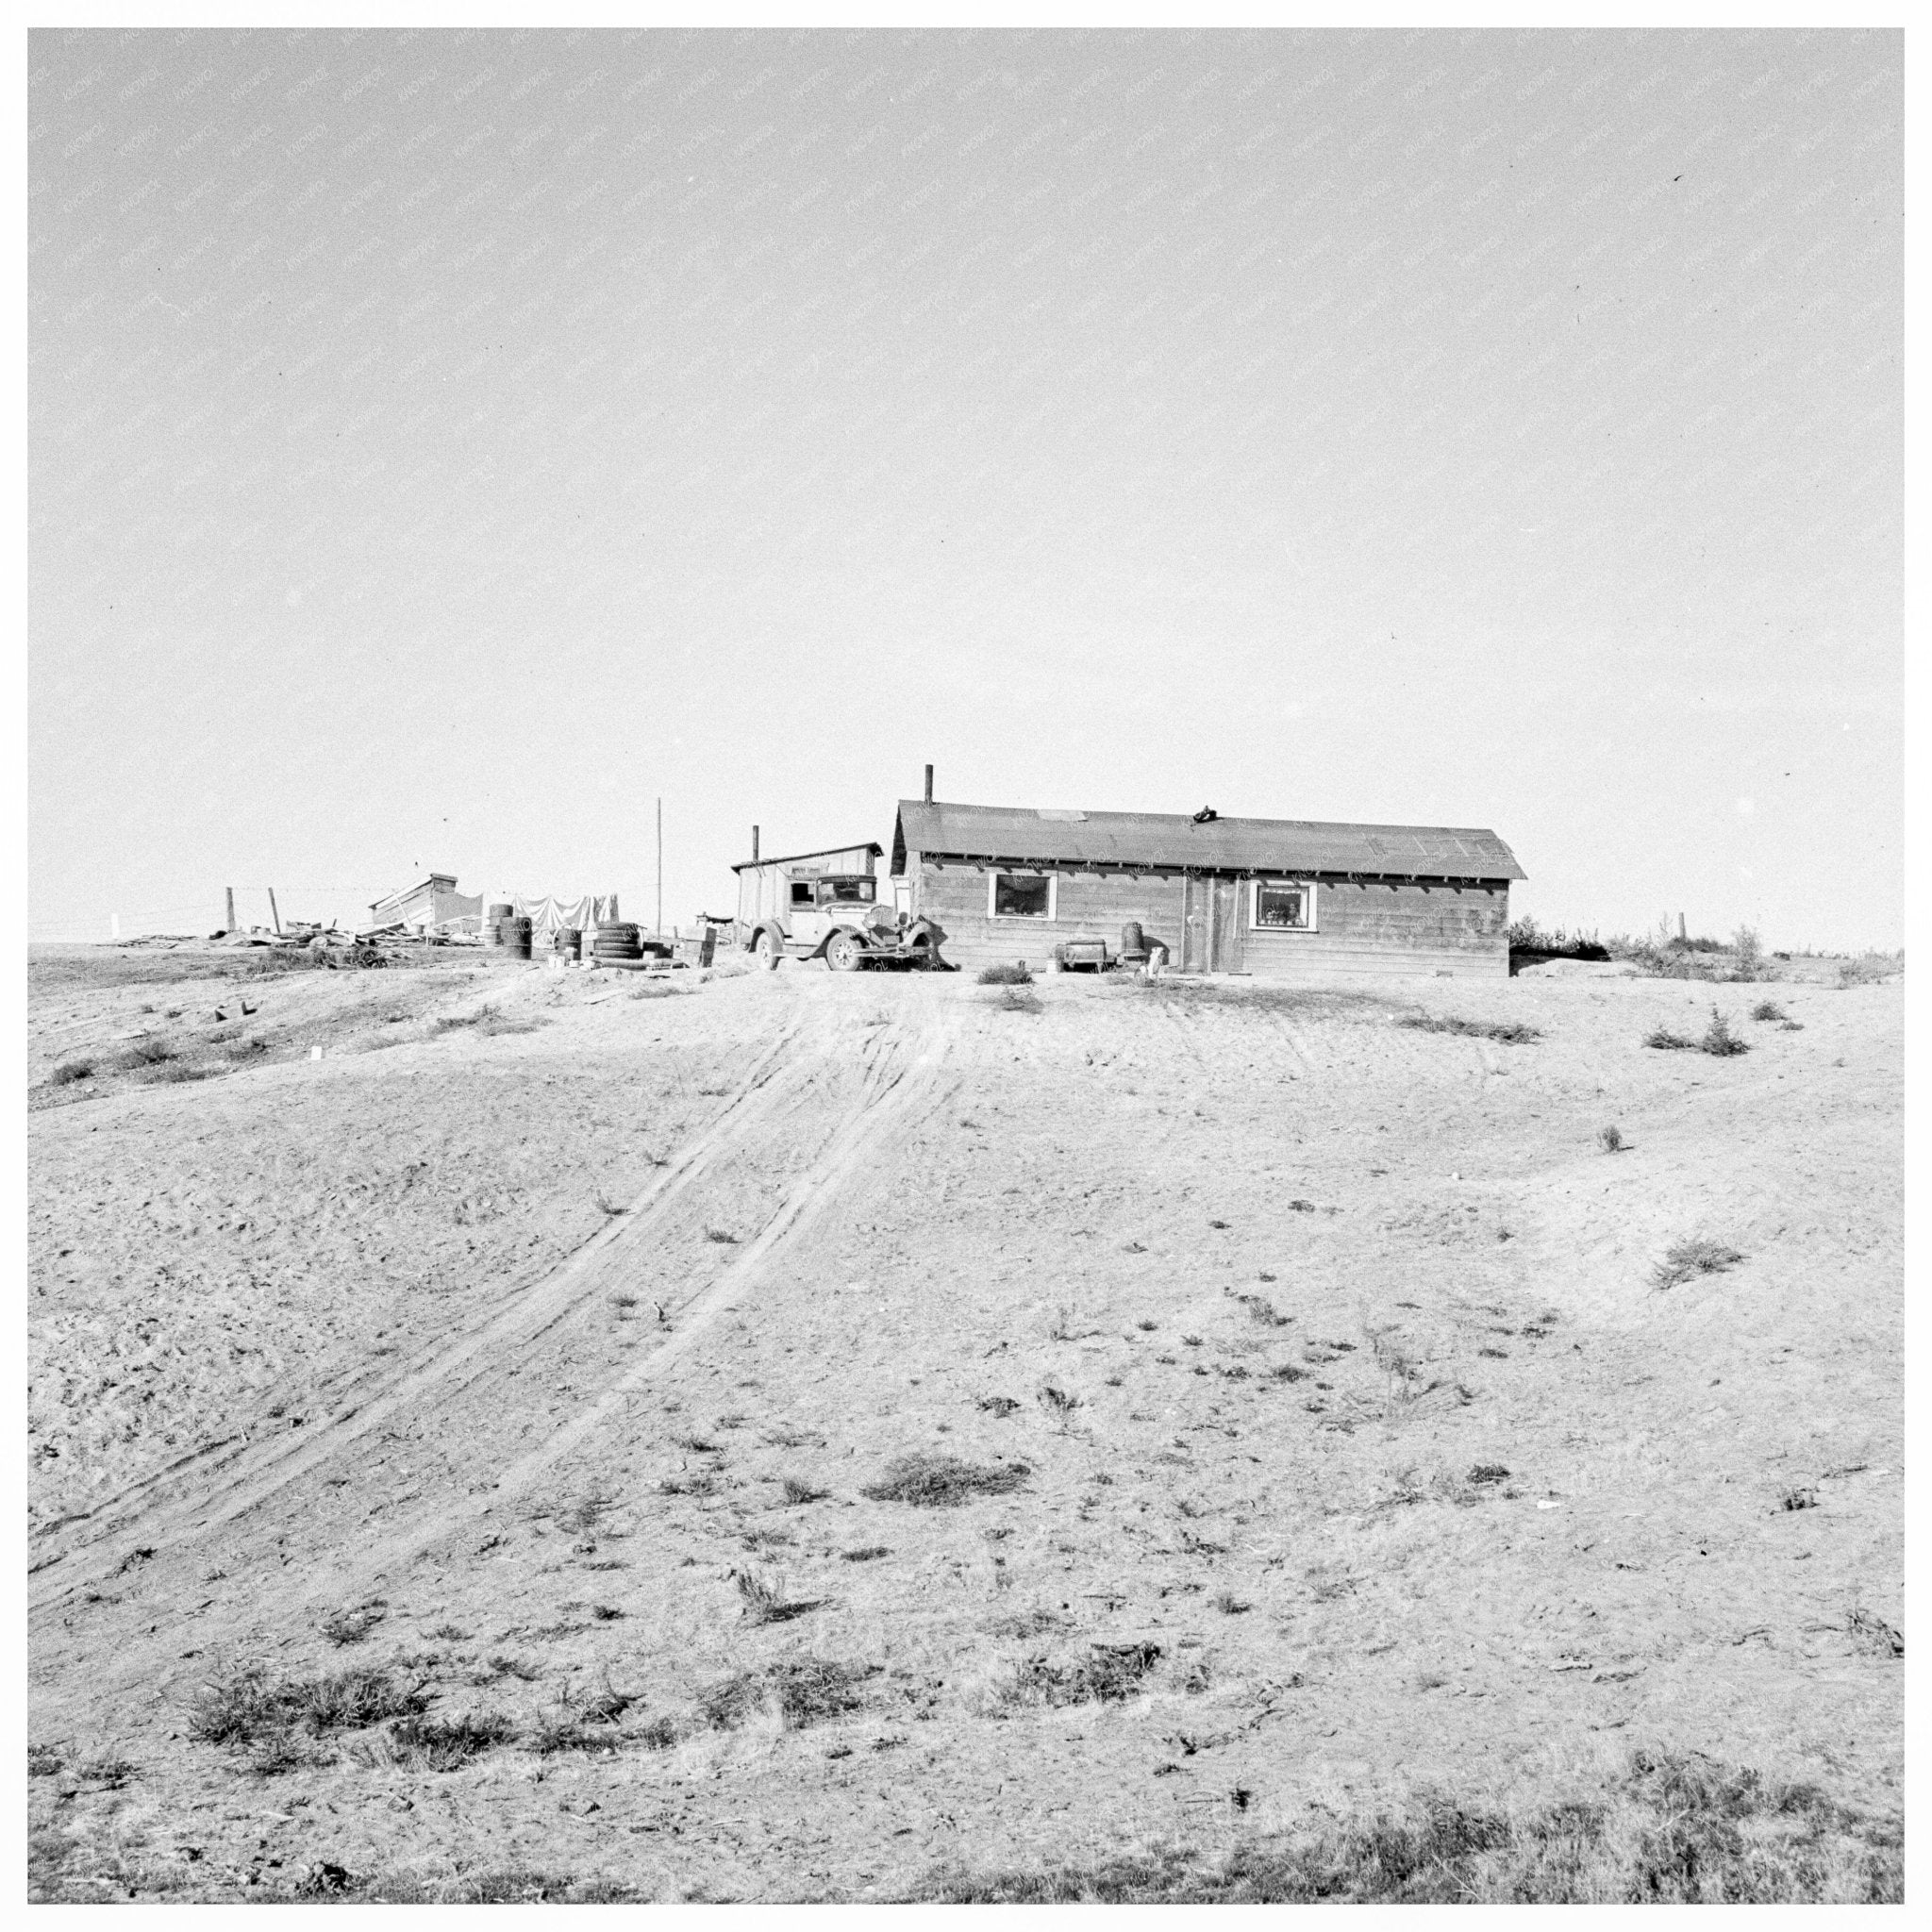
[892,800,1524,880]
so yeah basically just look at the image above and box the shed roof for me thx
[891,801,1524,882]
[730,841,883,875]
[371,874,458,913]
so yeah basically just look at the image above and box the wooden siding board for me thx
[914,862,1507,977]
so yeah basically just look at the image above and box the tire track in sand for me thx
[29,1007,818,1608]
[341,995,963,1592]
[30,998,963,1723]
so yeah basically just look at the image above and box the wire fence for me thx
[30,884,398,944]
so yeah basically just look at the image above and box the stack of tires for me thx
[484,903,514,949]
[591,921,643,963]
[555,925,582,962]
[497,915,533,960]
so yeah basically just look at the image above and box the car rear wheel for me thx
[824,931,865,973]
[755,927,784,970]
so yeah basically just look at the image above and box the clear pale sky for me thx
[29,28,1901,948]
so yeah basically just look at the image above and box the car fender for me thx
[817,923,872,958]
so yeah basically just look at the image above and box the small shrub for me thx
[1652,1237,1744,1291]
[1700,1008,1749,1057]
[317,1601,387,1646]
[1009,1642,1163,1708]
[187,1664,425,1746]
[840,1545,891,1563]
[1845,1607,1904,1657]
[976,1395,1021,1416]
[1643,1027,1696,1050]
[733,1567,816,1625]
[46,1059,96,1086]
[1596,1124,1624,1153]
[1211,1593,1252,1615]
[780,1475,828,1505]
[375,1713,514,1773]
[475,1655,541,1683]
[1837,955,1898,989]
[860,1454,1030,1507]
[704,1227,740,1245]
[978,962,1033,986]
[1468,1464,1510,1487]
[28,1741,62,1777]
[697,1659,877,1731]
[1235,1292,1291,1326]
[996,987,1043,1013]
[1039,1384,1084,1426]
[104,1036,175,1071]
[529,1679,638,1754]
[1750,1000,1786,1023]
[1780,1488,1818,1512]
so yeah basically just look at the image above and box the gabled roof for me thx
[730,841,884,875]
[891,801,1524,882]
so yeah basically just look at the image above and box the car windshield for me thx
[819,876,875,904]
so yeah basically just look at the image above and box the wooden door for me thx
[1180,876,1210,973]
[1209,878,1244,973]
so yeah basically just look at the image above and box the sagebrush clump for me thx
[860,1454,1031,1507]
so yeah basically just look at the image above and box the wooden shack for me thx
[889,799,1524,979]
[367,874,484,934]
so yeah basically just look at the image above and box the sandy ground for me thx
[26,947,1903,1901]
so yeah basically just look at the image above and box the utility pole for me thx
[225,886,236,933]
[268,888,282,935]
[655,796,663,939]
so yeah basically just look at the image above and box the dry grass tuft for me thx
[349,1713,515,1774]
[1399,1015,1541,1044]
[1651,1238,1744,1291]
[317,1600,387,1646]
[1039,1383,1084,1427]
[1004,1641,1164,1708]
[432,1008,545,1037]
[1597,1124,1624,1153]
[977,962,1033,985]
[186,1663,426,1748]
[861,1453,1031,1507]
[908,1749,1902,1902]
[697,1658,878,1732]
[732,1566,820,1625]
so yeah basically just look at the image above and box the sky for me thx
[28,27,1902,949]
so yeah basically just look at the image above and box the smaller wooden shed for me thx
[368,874,484,933]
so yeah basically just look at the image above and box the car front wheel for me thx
[824,931,865,973]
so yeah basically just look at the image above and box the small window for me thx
[818,876,875,905]
[989,871,1057,920]
[789,881,814,907]
[1252,879,1315,930]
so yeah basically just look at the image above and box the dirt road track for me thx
[30,993,959,1648]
